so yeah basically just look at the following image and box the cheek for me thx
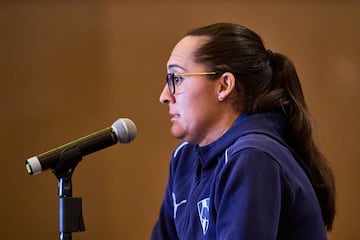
[177,82,218,121]
[182,93,216,125]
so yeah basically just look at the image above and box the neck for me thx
[198,111,245,147]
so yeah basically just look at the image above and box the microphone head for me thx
[111,118,137,143]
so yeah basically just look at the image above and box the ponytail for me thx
[264,52,336,230]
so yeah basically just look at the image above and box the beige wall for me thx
[0,1,359,239]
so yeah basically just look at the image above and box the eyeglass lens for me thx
[166,73,175,95]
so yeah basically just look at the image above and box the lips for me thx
[170,113,180,121]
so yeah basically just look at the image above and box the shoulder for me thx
[222,133,310,193]
[226,133,293,168]
[219,133,296,187]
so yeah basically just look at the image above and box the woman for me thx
[151,23,335,239]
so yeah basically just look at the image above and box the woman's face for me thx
[159,36,225,146]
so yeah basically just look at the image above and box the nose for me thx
[159,85,174,104]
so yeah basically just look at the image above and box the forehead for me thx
[167,36,209,71]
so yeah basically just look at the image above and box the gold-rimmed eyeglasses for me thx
[165,72,219,95]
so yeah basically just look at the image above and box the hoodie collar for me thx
[195,112,287,169]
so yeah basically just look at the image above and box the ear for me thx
[217,72,236,101]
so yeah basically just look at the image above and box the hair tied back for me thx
[267,49,275,68]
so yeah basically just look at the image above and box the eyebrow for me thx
[167,64,186,72]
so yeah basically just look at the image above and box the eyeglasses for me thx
[165,72,219,95]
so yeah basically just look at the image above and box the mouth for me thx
[169,113,180,121]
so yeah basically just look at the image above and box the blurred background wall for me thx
[0,0,359,239]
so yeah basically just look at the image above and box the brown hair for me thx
[186,22,335,230]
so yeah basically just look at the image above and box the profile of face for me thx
[159,36,237,146]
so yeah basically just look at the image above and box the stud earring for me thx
[218,95,223,101]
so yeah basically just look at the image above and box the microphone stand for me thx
[53,146,85,240]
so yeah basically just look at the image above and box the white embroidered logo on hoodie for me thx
[197,198,210,235]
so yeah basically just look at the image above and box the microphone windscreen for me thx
[111,118,137,143]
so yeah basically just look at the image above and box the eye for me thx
[173,75,184,86]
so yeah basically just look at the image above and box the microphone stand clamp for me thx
[53,146,85,240]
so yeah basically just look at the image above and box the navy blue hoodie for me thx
[151,112,327,240]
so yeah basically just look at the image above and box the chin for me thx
[170,130,184,140]
[170,125,186,140]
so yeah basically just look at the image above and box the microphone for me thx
[25,118,137,175]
